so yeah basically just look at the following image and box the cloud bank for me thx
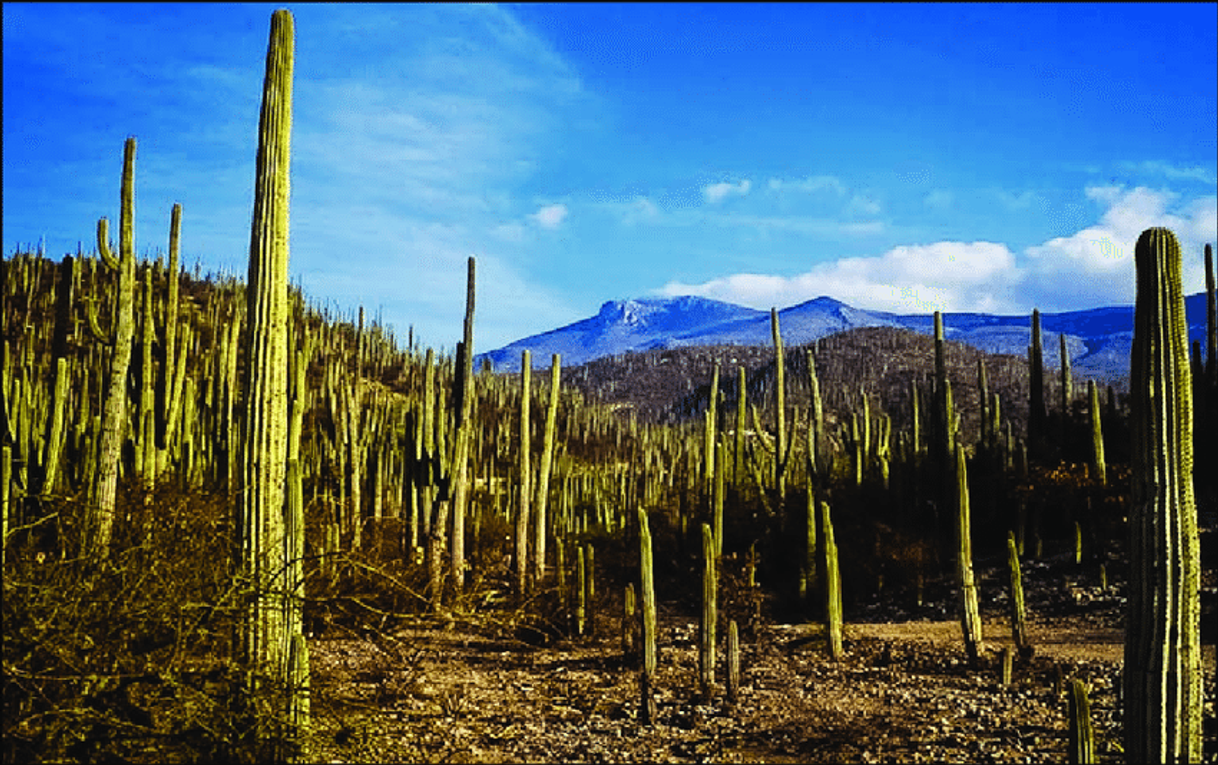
[658,186,1217,314]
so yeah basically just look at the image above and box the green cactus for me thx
[449,256,476,594]
[38,357,70,499]
[1028,308,1046,460]
[638,506,657,723]
[955,442,984,664]
[1206,243,1215,383]
[734,365,746,485]
[806,350,824,481]
[700,522,717,701]
[534,352,560,584]
[88,136,138,558]
[516,349,531,595]
[622,582,636,656]
[726,619,740,704]
[771,308,787,505]
[821,500,843,660]
[1126,227,1201,762]
[705,362,719,496]
[1067,679,1095,764]
[1006,531,1032,658]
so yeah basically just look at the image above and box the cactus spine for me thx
[89,137,138,558]
[1125,227,1201,762]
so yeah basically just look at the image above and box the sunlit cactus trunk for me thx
[821,500,843,660]
[89,137,138,559]
[534,352,560,585]
[1125,227,1201,763]
[771,308,787,507]
[238,9,308,752]
[516,350,532,594]
[955,442,984,664]
[699,522,717,701]
[638,506,657,724]
[1028,308,1046,460]
[1068,679,1095,764]
[1088,380,1106,487]
[449,256,476,594]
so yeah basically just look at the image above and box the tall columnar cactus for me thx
[638,506,657,724]
[1125,227,1201,762]
[955,442,984,664]
[1206,243,1215,384]
[705,362,718,497]
[89,136,138,558]
[516,350,532,594]
[734,365,746,485]
[534,353,560,584]
[238,11,304,749]
[815,500,843,660]
[726,619,740,704]
[1068,679,1095,764]
[1087,380,1106,486]
[158,203,182,464]
[38,357,71,499]
[771,308,787,505]
[713,434,725,558]
[699,522,717,701]
[449,256,476,594]
[806,350,824,481]
[1006,531,1032,658]
[1028,308,1046,460]
[977,359,990,450]
[1060,333,1072,427]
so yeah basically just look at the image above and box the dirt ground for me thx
[304,552,1217,764]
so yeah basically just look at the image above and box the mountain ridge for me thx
[476,292,1212,381]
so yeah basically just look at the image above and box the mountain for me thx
[477,292,1213,382]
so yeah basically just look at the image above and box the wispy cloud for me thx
[703,179,751,203]
[1118,159,1216,185]
[766,175,847,196]
[924,189,953,210]
[530,203,568,229]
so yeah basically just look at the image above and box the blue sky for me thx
[4,3,1216,352]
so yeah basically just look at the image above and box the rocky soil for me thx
[303,549,1216,764]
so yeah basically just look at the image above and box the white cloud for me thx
[655,185,1217,316]
[703,179,751,204]
[658,241,1018,314]
[530,203,568,229]
[767,175,847,196]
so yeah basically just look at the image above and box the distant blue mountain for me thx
[477,292,1212,381]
